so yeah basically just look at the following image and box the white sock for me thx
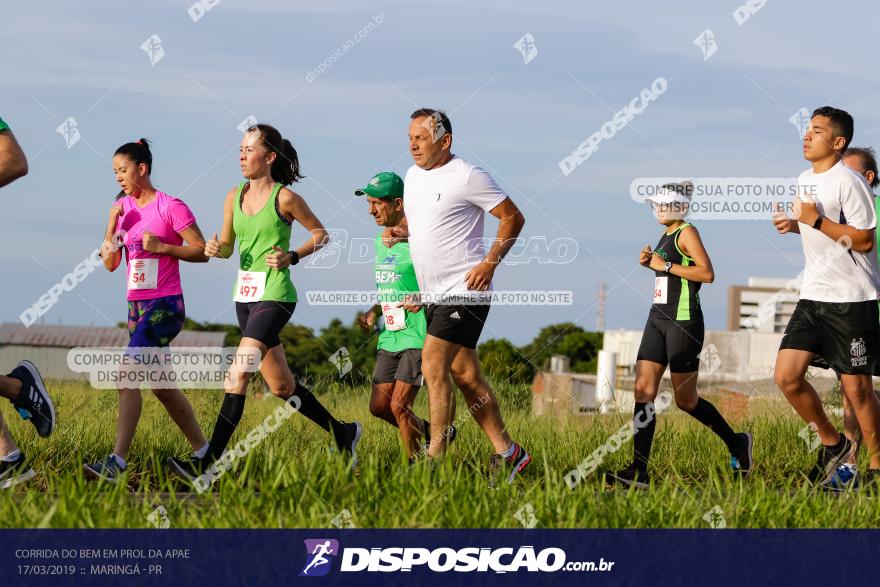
[110,453,127,470]
[193,442,210,459]
[500,443,516,458]
[1,449,21,462]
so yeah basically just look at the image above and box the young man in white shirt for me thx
[402,108,530,485]
[773,106,880,491]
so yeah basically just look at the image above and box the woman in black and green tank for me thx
[167,124,361,483]
[606,182,753,489]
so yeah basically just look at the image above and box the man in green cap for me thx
[356,172,452,462]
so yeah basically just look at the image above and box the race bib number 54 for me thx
[653,276,668,304]
[234,270,267,302]
[128,258,158,290]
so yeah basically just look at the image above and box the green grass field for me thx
[2,379,877,529]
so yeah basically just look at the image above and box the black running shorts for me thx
[780,299,880,376]
[235,301,296,348]
[425,303,490,349]
[636,314,705,373]
[373,348,423,386]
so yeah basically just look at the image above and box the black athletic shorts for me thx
[425,303,490,349]
[373,348,423,386]
[636,313,705,373]
[235,301,296,348]
[780,299,880,376]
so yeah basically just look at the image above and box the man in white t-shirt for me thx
[402,108,530,485]
[773,106,880,491]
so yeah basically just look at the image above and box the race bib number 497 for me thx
[234,270,267,302]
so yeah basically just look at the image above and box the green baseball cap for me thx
[355,171,404,199]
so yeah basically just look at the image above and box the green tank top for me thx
[231,181,297,303]
[375,234,427,352]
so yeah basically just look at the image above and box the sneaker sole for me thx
[166,457,198,483]
[0,467,36,489]
[736,432,753,478]
[506,453,531,485]
[19,360,56,438]
[349,422,362,470]
[82,464,120,484]
[818,440,853,486]
[605,472,649,490]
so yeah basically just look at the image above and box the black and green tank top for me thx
[650,223,701,321]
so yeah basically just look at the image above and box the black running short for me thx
[373,348,423,386]
[425,303,490,349]
[235,301,296,348]
[636,313,705,373]
[780,299,880,376]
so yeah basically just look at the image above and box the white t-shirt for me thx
[797,160,880,302]
[404,156,508,299]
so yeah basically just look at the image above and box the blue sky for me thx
[2,0,878,345]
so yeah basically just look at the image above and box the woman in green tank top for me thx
[166,124,361,484]
[606,181,752,490]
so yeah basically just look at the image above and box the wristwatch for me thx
[288,250,300,266]
[664,261,672,273]
[812,215,824,230]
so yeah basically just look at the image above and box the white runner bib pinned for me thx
[128,258,158,290]
[381,302,407,331]
[653,276,668,304]
[234,270,267,302]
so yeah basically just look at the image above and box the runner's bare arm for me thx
[145,222,209,263]
[795,198,874,253]
[101,205,123,272]
[278,187,329,261]
[205,189,237,259]
[465,197,525,290]
[651,225,715,283]
[0,129,28,188]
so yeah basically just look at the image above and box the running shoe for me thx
[730,432,753,478]
[488,442,531,488]
[9,360,56,438]
[166,455,210,484]
[807,435,851,485]
[0,452,36,489]
[83,455,125,484]
[334,421,362,469]
[605,464,650,490]
[861,468,880,495]
[423,423,458,452]
[820,463,859,493]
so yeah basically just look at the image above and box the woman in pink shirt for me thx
[86,139,210,483]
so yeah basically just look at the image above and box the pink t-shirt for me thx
[115,191,196,301]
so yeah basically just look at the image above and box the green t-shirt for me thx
[875,196,880,265]
[231,181,297,303]
[0,117,9,132]
[375,234,426,352]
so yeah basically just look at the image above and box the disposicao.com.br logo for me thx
[301,541,614,575]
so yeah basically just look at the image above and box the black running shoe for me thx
[83,455,125,483]
[861,469,880,495]
[166,455,210,483]
[605,464,650,490]
[333,422,362,469]
[0,452,36,490]
[488,443,531,488]
[807,434,851,485]
[9,360,56,438]
[423,423,458,453]
[730,432,753,478]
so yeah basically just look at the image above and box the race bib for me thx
[653,276,668,304]
[128,258,158,290]
[381,302,407,331]
[234,270,267,302]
